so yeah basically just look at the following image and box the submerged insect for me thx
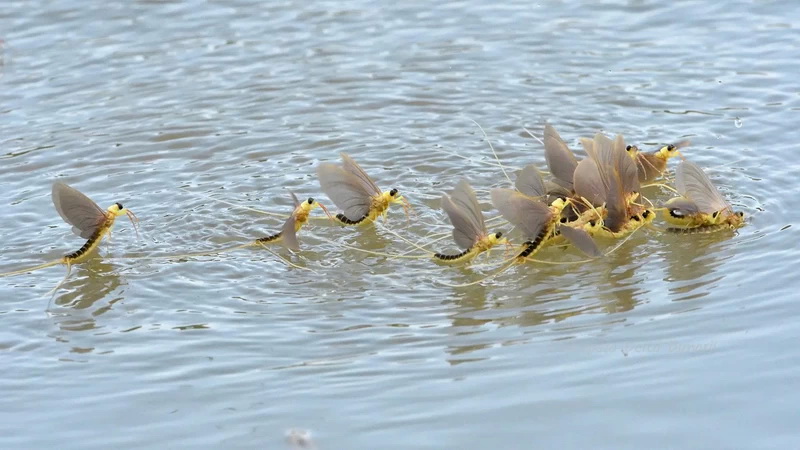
[433,179,507,264]
[662,160,745,232]
[626,140,691,183]
[573,133,655,238]
[490,188,602,261]
[317,152,410,226]
[0,183,139,298]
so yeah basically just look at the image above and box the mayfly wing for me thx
[515,164,547,198]
[340,153,382,197]
[675,160,730,214]
[280,214,301,251]
[573,158,606,207]
[544,124,578,190]
[441,194,482,249]
[51,182,106,239]
[289,191,301,208]
[558,225,602,258]
[317,163,372,221]
[490,188,552,240]
[636,152,663,183]
[613,134,640,195]
[450,179,486,233]
[664,197,702,216]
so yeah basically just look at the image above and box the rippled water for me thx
[2,0,799,448]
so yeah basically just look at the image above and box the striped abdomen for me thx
[517,226,550,259]
[65,226,106,261]
[667,224,731,235]
[336,213,367,225]
[256,231,282,244]
[434,248,471,262]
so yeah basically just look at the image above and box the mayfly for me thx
[432,179,508,264]
[573,133,655,238]
[662,159,745,233]
[0,182,139,297]
[626,140,691,183]
[141,191,332,265]
[317,152,410,226]
[491,188,602,260]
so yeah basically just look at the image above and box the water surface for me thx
[2,0,799,448]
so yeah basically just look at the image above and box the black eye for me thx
[589,220,596,227]
[495,232,503,238]
[712,211,719,218]
[670,209,684,218]
[115,202,123,209]
[631,215,640,222]
[626,145,632,151]
[667,145,676,151]
[643,210,651,218]
[307,198,314,205]
[559,217,567,223]
[390,188,398,196]
[737,212,744,217]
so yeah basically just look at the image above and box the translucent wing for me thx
[558,225,602,258]
[544,124,578,190]
[613,134,641,195]
[573,158,606,207]
[515,165,547,198]
[317,163,372,221]
[636,152,665,183]
[280,215,300,251]
[664,197,701,216]
[441,194,482,249]
[490,188,553,239]
[340,153,382,197]
[289,191,301,208]
[675,160,730,214]
[51,182,106,239]
[449,179,486,234]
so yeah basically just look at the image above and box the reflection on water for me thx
[658,230,735,301]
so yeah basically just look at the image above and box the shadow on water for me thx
[656,229,736,302]
[51,255,124,321]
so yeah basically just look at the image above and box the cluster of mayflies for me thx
[0,124,746,302]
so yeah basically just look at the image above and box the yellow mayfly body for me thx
[317,152,410,226]
[662,159,745,233]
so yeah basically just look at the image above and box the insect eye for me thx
[495,232,503,238]
[626,145,632,151]
[712,211,719,218]
[389,188,398,197]
[737,212,744,217]
[631,215,640,222]
[667,145,676,152]
[559,217,567,223]
[643,210,651,218]
[589,220,596,227]
[115,202,123,210]
[307,198,314,205]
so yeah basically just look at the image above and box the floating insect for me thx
[491,188,602,260]
[433,179,508,264]
[626,140,691,183]
[662,159,745,232]
[317,152,410,226]
[254,192,333,251]
[138,191,332,266]
[573,133,655,238]
[0,182,139,299]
